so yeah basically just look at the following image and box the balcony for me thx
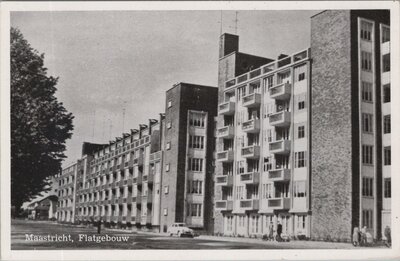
[239,172,260,184]
[269,111,291,127]
[268,168,291,181]
[239,199,259,210]
[215,175,233,187]
[215,200,233,211]
[269,140,291,154]
[269,83,291,100]
[217,125,234,139]
[241,145,260,159]
[267,198,290,210]
[242,93,261,108]
[216,150,234,162]
[242,119,260,133]
[218,101,235,116]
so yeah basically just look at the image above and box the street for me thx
[11,219,353,250]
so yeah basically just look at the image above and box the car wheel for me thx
[169,233,173,237]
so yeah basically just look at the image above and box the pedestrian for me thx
[277,222,282,242]
[360,226,367,245]
[269,224,274,241]
[97,218,102,234]
[352,227,359,246]
[384,225,391,245]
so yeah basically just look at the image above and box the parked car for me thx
[167,223,194,237]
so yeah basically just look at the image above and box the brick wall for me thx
[310,10,354,241]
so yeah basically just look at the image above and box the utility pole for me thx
[234,11,239,34]
[122,101,127,133]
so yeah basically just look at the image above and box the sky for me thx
[11,10,319,167]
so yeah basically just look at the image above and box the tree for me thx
[10,27,74,215]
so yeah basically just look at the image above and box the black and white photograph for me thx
[0,1,399,260]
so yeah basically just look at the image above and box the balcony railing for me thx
[269,83,291,100]
[239,171,260,184]
[269,111,291,127]
[269,140,291,154]
[217,125,235,139]
[239,199,259,210]
[215,175,233,187]
[242,119,260,133]
[267,197,290,210]
[268,168,291,181]
[218,101,235,115]
[216,150,234,162]
[241,145,260,159]
[215,200,233,211]
[242,93,261,108]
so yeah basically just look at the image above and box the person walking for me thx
[97,218,102,234]
[384,225,391,246]
[277,222,282,242]
[269,224,274,241]
[352,227,359,246]
[360,226,367,246]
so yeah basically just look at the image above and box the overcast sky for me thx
[11,10,319,167]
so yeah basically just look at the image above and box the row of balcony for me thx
[217,140,290,163]
[215,168,290,187]
[217,111,291,138]
[218,83,292,116]
[215,198,290,211]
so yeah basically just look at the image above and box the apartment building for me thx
[56,162,78,223]
[215,33,311,238]
[311,10,390,241]
[214,10,390,242]
[160,83,218,233]
[57,83,218,233]
[73,116,164,231]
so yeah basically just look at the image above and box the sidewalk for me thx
[196,235,356,249]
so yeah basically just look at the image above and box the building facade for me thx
[57,83,218,233]
[160,83,218,233]
[310,9,390,241]
[214,10,390,242]
[56,162,78,223]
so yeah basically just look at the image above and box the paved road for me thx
[11,219,352,250]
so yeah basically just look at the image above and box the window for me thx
[362,210,373,229]
[295,151,306,168]
[384,146,391,166]
[167,122,172,129]
[384,178,391,198]
[383,54,390,72]
[362,113,373,133]
[163,208,168,216]
[166,164,170,172]
[262,183,273,199]
[189,112,206,127]
[167,101,172,108]
[361,82,373,102]
[382,26,390,43]
[362,177,373,197]
[362,145,373,165]
[188,158,203,172]
[293,181,307,197]
[297,215,306,230]
[298,101,305,110]
[166,142,171,150]
[189,135,204,149]
[164,186,169,194]
[298,125,305,139]
[383,84,390,103]
[360,20,373,41]
[294,64,307,82]
[361,51,372,71]
[190,204,202,217]
[187,180,203,194]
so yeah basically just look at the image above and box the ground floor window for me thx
[362,209,373,229]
